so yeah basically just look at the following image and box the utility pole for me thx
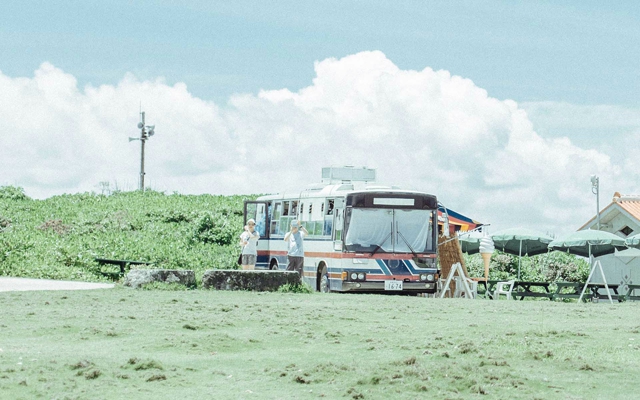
[129,111,155,191]
[591,175,600,230]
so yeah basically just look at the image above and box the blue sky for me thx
[3,1,638,106]
[1,1,639,234]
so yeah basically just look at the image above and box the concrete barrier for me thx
[202,270,301,291]
[124,269,196,289]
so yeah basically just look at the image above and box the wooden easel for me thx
[578,257,613,304]
[439,262,474,299]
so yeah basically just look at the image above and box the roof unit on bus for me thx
[321,166,376,184]
[364,185,397,191]
[302,183,326,191]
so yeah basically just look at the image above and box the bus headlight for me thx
[347,271,366,281]
[420,274,427,281]
[425,283,433,289]
[426,274,434,282]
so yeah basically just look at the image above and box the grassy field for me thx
[1,288,639,400]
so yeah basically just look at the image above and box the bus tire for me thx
[318,264,330,293]
[269,259,279,270]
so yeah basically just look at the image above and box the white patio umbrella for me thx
[490,228,553,280]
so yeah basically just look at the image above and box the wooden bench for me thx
[95,258,153,277]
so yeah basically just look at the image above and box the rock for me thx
[124,269,196,289]
[202,270,301,291]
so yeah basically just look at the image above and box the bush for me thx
[277,283,314,294]
[0,216,11,231]
[0,186,29,201]
[191,213,237,246]
[544,252,590,282]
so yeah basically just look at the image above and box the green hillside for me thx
[0,186,253,283]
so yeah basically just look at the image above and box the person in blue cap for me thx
[284,220,308,276]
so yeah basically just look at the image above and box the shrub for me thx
[544,252,590,282]
[277,283,314,294]
[464,250,588,282]
[191,213,237,246]
[0,216,11,231]
[0,186,29,201]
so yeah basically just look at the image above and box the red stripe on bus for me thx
[256,250,435,260]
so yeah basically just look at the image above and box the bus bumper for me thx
[340,281,437,293]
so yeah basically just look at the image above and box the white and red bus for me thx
[243,167,439,294]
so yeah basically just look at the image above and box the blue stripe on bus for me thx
[375,259,392,275]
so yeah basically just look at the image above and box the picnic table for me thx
[553,282,621,302]
[625,284,640,301]
[552,282,583,301]
[476,280,553,300]
[475,279,500,299]
[586,283,621,302]
[512,281,554,300]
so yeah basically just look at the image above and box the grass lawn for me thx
[1,288,639,399]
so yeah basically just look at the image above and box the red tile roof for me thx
[579,193,640,230]
[615,195,640,221]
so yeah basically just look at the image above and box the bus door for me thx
[332,198,345,251]
[244,201,270,269]
[244,201,270,239]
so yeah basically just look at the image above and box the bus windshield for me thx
[344,208,435,253]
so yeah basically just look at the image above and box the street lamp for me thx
[590,174,600,230]
[129,111,155,191]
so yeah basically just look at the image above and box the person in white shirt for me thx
[239,219,260,270]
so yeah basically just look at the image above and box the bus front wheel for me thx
[318,265,330,293]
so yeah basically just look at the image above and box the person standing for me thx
[284,220,307,276]
[239,219,260,270]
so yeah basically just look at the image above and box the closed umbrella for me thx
[491,228,553,280]
[549,230,627,303]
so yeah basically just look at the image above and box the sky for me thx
[1,1,639,236]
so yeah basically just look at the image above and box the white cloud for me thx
[2,52,639,235]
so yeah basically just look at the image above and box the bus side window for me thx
[323,215,333,236]
[283,201,290,216]
[255,203,267,237]
[291,201,298,216]
[271,202,282,235]
[333,209,343,241]
[327,199,334,215]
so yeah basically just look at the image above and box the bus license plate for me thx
[385,281,403,291]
